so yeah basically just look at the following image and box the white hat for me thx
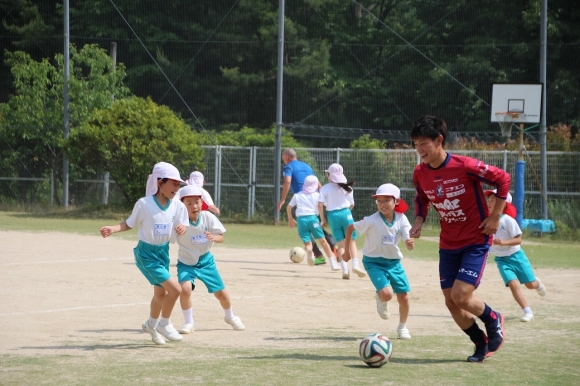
[188,171,204,187]
[145,162,185,196]
[179,185,203,200]
[302,175,319,194]
[325,163,347,184]
[486,189,512,203]
[372,183,400,199]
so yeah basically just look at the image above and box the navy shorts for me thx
[439,244,489,289]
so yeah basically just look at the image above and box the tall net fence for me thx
[3,147,579,230]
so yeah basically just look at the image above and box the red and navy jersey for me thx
[413,153,510,250]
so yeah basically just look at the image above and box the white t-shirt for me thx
[319,183,354,211]
[490,214,522,257]
[174,211,226,265]
[288,192,320,217]
[126,196,189,245]
[353,212,411,260]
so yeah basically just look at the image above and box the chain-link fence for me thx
[4,147,577,228]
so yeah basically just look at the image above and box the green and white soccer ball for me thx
[289,247,306,263]
[359,333,393,367]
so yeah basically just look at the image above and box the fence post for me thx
[336,148,340,164]
[247,147,253,220]
[503,150,508,171]
[51,169,54,206]
[251,146,257,218]
[103,172,110,205]
[215,146,222,207]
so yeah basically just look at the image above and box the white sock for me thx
[398,323,406,330]
[182,308,194,324]
[224,308,234,320]
[147,317,159,329]
[340,260,348,272]
[159,317,170,327]
[352,258,360,268]
[537,281,544,291]
[523,307,533,315]
[329,256,339,266]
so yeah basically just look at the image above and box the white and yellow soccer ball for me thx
[359,333,393,367]
[289,247,306,263]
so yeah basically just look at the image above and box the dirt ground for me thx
[1,230,579,356]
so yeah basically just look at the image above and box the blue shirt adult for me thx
[283,160,314,194]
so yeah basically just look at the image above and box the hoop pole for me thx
[514,160,525,228]
[518,123,524,161]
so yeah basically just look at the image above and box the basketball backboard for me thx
[490,83,543,123]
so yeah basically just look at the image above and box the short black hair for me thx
[410,115,448,146]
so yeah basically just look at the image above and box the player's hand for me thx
[288,219,296,228]
[493,238,504,246]
[410,224,422,238]
[204,231,214,241]
[100,226,113,238]
[479,215,500,235]
[405,238,415,251]
[320,218,327,228]
[342,250,351,262]
[277,200,285,212]
[175,224,187,235]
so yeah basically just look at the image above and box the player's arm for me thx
[342,224,355,262]
[410,173,429,238]
[401,215,415,250]
[318,202,327,227]
[493,234,522,246]
[277,176,292,212]
[100,221,131,238]
[205,232,224,243]
[286,204,296,227]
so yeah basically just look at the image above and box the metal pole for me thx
[103,42,117,205]
[539,0,548,219]
[62,0,70,208]
[273,0,285,222]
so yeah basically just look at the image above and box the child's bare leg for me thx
[396,292,410,324]
[150,285,166,319]
[315,237,334,258]
[508,279,529,309]
[214,289,232,310]
[378,286,394,302]
[524,279,540,290]
[160,277,182,319]
[180,281,193,310]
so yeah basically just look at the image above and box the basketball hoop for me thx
[495,112,522,137]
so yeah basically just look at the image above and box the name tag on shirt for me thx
[382,235,395,245]
[191,234,208,245]
[154,223,171,236]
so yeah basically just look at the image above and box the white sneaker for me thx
[521,313,534,322]
[536,279,547,297]
[352,266,367,278]
[142,321,166,345]
[397,327,412,339]
[224,316,245,331]
[375,293,390,320]
[342,270,350,280]
[178,323,194,334]
[329,257,341,272]
[306,249,315,267]
[156,323,183,341]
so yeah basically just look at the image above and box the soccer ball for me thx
[359,333,393,367]
[289,247,305,263]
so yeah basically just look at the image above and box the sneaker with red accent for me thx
[485,311,505,352]
[467,343,489,363]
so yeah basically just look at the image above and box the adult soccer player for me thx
[409,115,509,362]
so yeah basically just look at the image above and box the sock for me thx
[352,258,360,268]
[329,256,339,266]
[340,260,348,272]
[463,322,487,345]
[523,307,532,315]
[537,281,544,291]
[182,308,194,324]
[147,317,159,329]
[224,308,234,320]
[478,303,498,325]
[159,317,170,327]
[398,322,406,330]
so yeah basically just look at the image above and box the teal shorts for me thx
[494,249,536,286]
[327,208,357,242]
[297,215,324,242]
[133,240,171,287]
[363,256,410,294]
[177,252,225,293]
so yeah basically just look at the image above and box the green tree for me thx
[64,96,204,202]
[0,43,129,202]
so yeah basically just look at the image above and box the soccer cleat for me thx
[314,257,326,265]
[397,327,411,340]
[142,321,166,345]
[306,249,315,266]
[224,316,246,331]
[536,279,547,297]
[520,313,534,322]
[352,266,367,278]
[156,323,183,341]
[485,311,505,352]
[467,343,489,363]
[342,270,350,280]
[178,323,194,334]
[375,293,390,320]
